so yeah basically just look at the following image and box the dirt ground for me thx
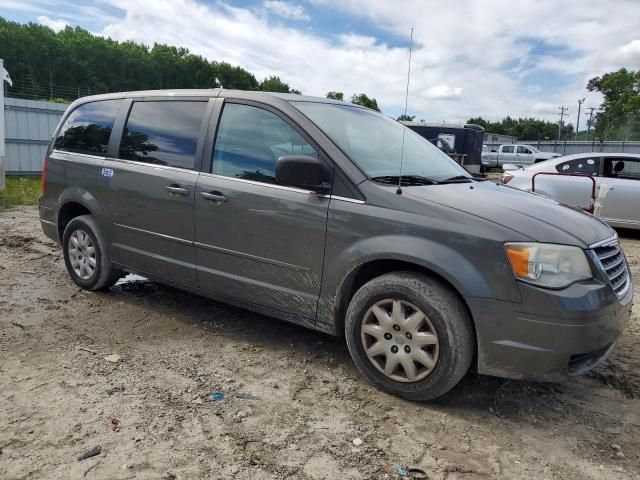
[1,206,639,480]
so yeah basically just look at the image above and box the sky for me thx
[2,0,640,126]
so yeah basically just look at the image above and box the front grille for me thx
[593,241,630,297]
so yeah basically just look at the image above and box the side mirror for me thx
[275,155,330,193]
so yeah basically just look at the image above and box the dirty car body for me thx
[39,89,633,399]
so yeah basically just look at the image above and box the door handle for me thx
[201,191,228,203]
[166,185,190,196]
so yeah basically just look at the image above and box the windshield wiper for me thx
[438,175,474,184]
[371,175,440,186]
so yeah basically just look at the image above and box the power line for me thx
[557,106,568,141]
[584,107,597,141]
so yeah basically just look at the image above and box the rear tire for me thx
[345,272,474,401]
[62,215,122,291]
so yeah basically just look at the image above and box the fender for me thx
[316,233,521,333]
[55,187,120,261]
[57,186,106,224]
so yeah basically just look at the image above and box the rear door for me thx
[102,97,212,285]
[598,157,640,227]
[534,156,600,210]
[194,99,332,319]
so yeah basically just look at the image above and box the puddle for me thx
[113,273,158,294]
[115,273,149,286]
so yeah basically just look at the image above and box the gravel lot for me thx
[1,206,639,480]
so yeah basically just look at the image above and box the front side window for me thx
[517,146,531,154]
[556,157,600,176]
[292,102,468,181]
[54,100,120,155]
[212,103,318,184]
[605,158,640,180]
[119,101,207,169]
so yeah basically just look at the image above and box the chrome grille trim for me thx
[592,240,631,298]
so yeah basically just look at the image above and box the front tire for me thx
[62,215,122,291]
[345,272,474,401]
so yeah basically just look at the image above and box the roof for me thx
[520,151,640,173]
[402,121,484,132]
[68,88,361,108]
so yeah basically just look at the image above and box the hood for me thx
[537,152,561,159]
[404,180,614,247]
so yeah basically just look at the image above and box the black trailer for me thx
[402,122,485,174]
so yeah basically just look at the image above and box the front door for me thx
[516,145,534,165]
[598,156,640,227]
[194,101,331,319]
[104,98,211,285]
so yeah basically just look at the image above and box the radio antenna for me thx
[397,27,413,195]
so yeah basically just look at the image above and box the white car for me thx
[502,152,640,230]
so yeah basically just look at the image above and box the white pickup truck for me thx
[482,144,560,168]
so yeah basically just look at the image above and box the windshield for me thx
[524,145,540,153]
[291,102,470,181]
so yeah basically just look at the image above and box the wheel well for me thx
[334,259,476,341]
[57,202,92,240]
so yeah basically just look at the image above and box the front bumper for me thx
[467,279,632,382]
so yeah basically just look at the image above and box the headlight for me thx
[504,243,592,288]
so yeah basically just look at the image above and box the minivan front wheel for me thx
[345,272,474,401]
[62,215,122,290]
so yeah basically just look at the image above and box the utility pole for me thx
[557,106,568,142]
[575,98,585,140]
[584,107,596,141]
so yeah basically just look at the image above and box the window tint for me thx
[54,100,120,155]
[213,103,317,184]
[517,146,531,154]
[502,145,514,153]
[119,101,207,169]
[556,157,600,175]
[605,158,640,180]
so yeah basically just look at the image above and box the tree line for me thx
[0,17,381,110]
[465,69,640,141]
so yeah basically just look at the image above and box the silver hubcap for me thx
[68,229,96,280]
[361,299,439,383]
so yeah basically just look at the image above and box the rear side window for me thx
[212,103,317,184]
[556,157,599,175]
[502,145,514,153]
[119,101,207,169]
[54,100,120,155]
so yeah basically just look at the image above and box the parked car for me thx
[503,152,640,230]
[40,90,632,400]
[482,143,560,168]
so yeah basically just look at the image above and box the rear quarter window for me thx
[54,100,121,155]
[556,157,599,175]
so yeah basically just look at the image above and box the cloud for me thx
[421,85,463,100]
[4,0,639,122]
[608,39,640,66]
[262,1,310,21]
[37,15,68,32]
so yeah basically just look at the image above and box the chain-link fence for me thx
[4,79,109,103]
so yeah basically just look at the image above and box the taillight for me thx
[502,174,514,184]
[41,154,48,193]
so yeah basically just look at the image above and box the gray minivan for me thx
[39,89,633,400]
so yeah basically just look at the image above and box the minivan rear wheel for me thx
[62,215,122,291]
[345,272,474,401]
